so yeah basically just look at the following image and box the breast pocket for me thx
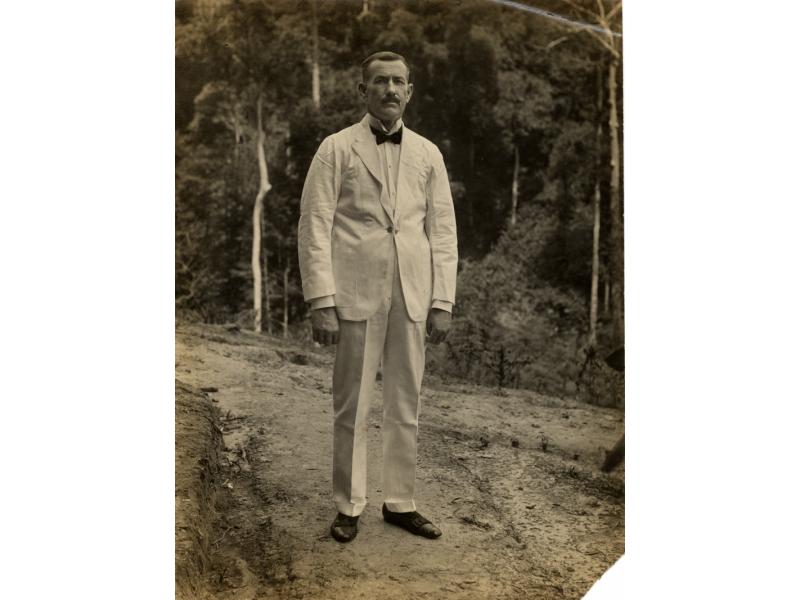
[341,165,361,200]
[342,162,381,217]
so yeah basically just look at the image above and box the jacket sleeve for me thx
[425,146,458,306]
[298,136,341,302]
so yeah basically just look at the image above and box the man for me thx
[297,51,458,543]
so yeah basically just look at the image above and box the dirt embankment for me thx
[175,381,224,600]
[175,324,624,600]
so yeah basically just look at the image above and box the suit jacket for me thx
[298,114,458,322]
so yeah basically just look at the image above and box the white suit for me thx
[298,114,457,516]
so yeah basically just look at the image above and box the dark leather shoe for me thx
[330,512,359,543]
[382,504,442,539]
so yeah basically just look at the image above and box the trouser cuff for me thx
[335,500,366,517]
[384,499,417,513]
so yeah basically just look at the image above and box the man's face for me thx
[358,60,413,125]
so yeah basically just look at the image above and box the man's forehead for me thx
[366,60,408,80]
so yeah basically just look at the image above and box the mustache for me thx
[382,95,401,103]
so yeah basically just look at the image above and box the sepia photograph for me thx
[175,1,624,598]
[6,2,800,600]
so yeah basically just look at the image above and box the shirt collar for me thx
[367,113,403,135]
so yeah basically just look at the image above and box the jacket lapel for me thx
[352,115,395,224]
[396,128,423,222]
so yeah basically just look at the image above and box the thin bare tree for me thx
[510,144,520,226]
[282,256,290,339]
[311,0,320,109]
[252,94,272,333]
[562,0,623,347]
[589,66,604,347]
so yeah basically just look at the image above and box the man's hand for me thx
[426,308,451,345]
[312,307,340,345]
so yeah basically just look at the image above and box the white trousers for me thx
[332,252,426,517]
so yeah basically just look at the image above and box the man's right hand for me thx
[311,307,340,345]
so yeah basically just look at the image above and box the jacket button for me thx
[386,226,394,233]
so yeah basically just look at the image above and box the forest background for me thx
[175,0,624,402]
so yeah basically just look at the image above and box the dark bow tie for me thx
[370,126,403,145]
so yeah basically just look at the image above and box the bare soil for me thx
[175,323,624,600]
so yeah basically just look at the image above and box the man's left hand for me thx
[426,308,451,345]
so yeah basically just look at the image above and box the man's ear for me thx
[357,81,367,98]
[406,82,414,103]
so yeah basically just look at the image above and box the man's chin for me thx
[375,107,401,121]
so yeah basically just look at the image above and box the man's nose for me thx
[386,80,397,93]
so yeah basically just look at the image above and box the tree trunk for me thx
[510,143,519,227]
[252,95,272,333]
[608,56,624,347]
[590,158,601,347]
[262,217,272,335]
[233,107,242,159]
[252,199,264,332]
[283,258,290,339]
[589,68,603,347]
[467,135,476,234]
[311,0,320,109]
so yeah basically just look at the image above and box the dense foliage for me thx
[176,0,623,397]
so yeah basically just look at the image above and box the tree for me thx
[252,94,272,332]
[491,10,557,228]
[175,0,626,395]
[589,66,604,346]
[444,4,503,256]
[560,0,623,347]
[176,0,309,331]
[494,69,553,226]
[310,0,320,110]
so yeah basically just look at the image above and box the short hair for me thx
[361,51,411,82]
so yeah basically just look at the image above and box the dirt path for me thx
[176,324,624,600]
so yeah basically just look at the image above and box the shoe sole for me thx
[382,515,442,539]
